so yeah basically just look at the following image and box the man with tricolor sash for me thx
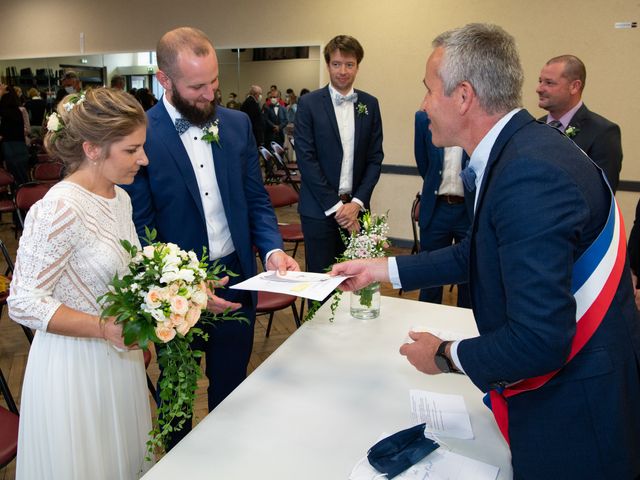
[332,23,640,479]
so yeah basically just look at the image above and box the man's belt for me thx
[339,193,352,203]
[438,194,464,205]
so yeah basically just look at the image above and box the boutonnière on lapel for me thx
[201,119,221,147]
[564,125,580,138]
[356,102,368,116]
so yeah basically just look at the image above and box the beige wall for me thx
[2,0,639,240]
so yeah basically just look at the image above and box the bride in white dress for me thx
[8,88,153,479]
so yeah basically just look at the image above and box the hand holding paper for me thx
[231,271,350,301]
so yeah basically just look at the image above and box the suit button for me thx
[434,190,438,195]
[438,170,442,175]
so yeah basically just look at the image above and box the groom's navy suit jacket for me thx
[294,85,383,219]
[398,110,640,478]
[124,100,283,307]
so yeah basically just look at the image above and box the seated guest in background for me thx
[13,86,31,141]
[299,88,310,97]
[110,75,126,90]
[241,85,264,146]
[285,88,298,125]
[295,34,383,274]
[60,70,81,94]
[226,92,241,109]
[332,23,640,479]
[414,109,471,307]
[537,54,622,192]
[0,86,30,185]
[124,27,299,449]
[263,89,288,146]
[25,87,46,137]
[269,84,286,106]
[214,88,223,105]
[135,87,157,111]
[8,87,153,479]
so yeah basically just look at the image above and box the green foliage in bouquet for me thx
[98,227,246,457]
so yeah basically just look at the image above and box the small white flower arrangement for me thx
[356,102,368,116]
[45,91,86,142]
[46,112,63,133]
[201,119,221,147]
[62,92,85,112]
[565,126,580,138]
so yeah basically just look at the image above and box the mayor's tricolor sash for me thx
[486,189,626,444]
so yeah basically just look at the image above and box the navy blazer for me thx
[414,110,472,229]
[123,100,283,306]
[398,110,640,478]
[539,103,622,192]
[294,86,383,218]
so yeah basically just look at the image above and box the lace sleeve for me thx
[8,198,82,331]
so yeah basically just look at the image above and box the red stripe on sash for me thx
[490,205,626,444]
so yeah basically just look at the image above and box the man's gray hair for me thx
[433,23,523,115]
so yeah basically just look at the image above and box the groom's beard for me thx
[171,83,216,126]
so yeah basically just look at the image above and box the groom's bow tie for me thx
[334,92,358,105]
[459,165,477,192]
[175,118,215,136]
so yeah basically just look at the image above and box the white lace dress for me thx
[8,181,153,479]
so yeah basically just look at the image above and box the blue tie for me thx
[175,118,216,136]
[548,119,563,130]
[459,165,477,192]
[334,92,358,105]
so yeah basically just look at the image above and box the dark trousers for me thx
[300,214,346,274]
[419,201,471,308]
[2,141,30,186]
[161,251,256,450]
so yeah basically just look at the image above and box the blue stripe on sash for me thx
[571,200,616,294]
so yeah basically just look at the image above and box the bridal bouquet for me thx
[98,228,245,456]
[306,211,390,321]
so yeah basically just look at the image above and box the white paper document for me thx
[410,390,474,439]
[230,271,348,301]
[350,448,499,480]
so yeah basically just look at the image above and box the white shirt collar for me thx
[162,95,181,124]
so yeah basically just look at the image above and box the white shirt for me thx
[437,146,465,196]
[389,108,522,372]
[163,96,234,260]
[324,84,364,216]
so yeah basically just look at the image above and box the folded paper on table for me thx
[410,390,474,439]
[230,271,349,301]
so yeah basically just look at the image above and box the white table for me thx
[142,295,513,479]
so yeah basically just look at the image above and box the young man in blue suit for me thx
[123,27,299,449]
[537,55,623,192]
[414,110,472,307]
[333,23,640,479]
[294,35,383,274]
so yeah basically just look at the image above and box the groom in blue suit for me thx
[123,27,299,448]
[414,110,472,306]
[294,35,383,274]
[333,24,640,479]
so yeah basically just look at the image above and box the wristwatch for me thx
[434,341,459,374]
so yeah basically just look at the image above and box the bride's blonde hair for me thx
[44,88,146,174]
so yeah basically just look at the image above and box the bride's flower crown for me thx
[46,92,86,141]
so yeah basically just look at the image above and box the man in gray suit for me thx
[536,55,622,192]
